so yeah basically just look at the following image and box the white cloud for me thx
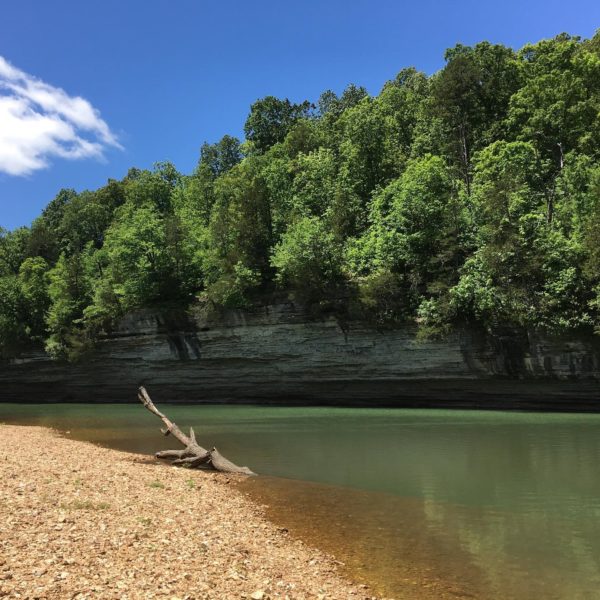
[0,56,122,176]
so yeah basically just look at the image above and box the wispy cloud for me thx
[0,56,122,176]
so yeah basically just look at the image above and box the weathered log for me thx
[138,386,255,475]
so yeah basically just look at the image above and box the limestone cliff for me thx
[1,303,599,409]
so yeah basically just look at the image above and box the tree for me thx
[431,54,482,192]
[508,34,600,173]
[100,203,173,311]
[349,155,463,279]
[123,162,181,213]
[450,140,590,331]
[271,216,344,300]
[379,68,430,158]
[41,189,77,234]
[431,42,522,192]
[18,257,50,341]
[291,148,338,217]
[0,227,30,276]
[317,83,368,118]
[203,158,272,305]
[58,191,113,254]
[579,164,600,332]
[244,96,312,153]
[45,250,94,358]
[0,275,27,357]
[199,135,242,178]
[348,155,467,328]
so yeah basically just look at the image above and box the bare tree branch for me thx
[138,386,255,476]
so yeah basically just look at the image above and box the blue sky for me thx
[1,0,599,230]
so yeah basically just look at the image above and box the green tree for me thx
[450,140,590,331]
[348,155,466,327]
[0,227,30,276]
[244,96,312,153]
[18,257,50,340]
[45,250,94,358]
[292,148,338,217]
[204,159,271,304]
[271,216,344,301]
[0,275,27,357]
[123,162,181,213]
[431,42,521,192]
[199,135,243,177]
[317,83,368,118]
[508,34,600,173]
[58,191,113,253]
[100,203,173,311]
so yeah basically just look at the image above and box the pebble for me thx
[0,424,368,600]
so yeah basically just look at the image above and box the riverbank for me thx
[3,305,599,408]
[0,424,375,600]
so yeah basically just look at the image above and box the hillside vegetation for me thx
[1,31,600,360]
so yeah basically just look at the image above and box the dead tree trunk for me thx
[138,386,255,476]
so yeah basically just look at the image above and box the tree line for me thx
[1,31,600,360]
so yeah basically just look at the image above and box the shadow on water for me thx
[2,403,600,599]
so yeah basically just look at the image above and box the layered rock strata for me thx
[1,304,599,408]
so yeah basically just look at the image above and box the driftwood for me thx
[138,386,255,475]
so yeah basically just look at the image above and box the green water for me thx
[2,403,600,599]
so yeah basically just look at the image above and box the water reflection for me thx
[2,404,600,599]
[241,476,600,599]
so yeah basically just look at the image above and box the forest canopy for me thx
[1,31,600,360]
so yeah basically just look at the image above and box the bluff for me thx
[1,303,599,409]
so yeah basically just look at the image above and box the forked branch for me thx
[138,386,255,475]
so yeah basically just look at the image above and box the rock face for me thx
[1,303,599,409]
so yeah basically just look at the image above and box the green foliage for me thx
[292,148,338,217]
[355,270,412,325]
[45,250,93,359]
[101,203,171,310]
[508,34,600,172]
[203,157,273,302]
[18,257,50,340]
[271,217,344,300]
[123,162,180,213]
[199,135,243,178]
[0,227,30,276]
[348,155,466,317]
[2,30,600,359]
[205,261,261,308]
[0,275,27,357]
[244,96,312,153]
[318,83,368,118]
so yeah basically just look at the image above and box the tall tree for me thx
[244,96,312,153]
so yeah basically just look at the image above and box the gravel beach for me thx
[0,425,377,600]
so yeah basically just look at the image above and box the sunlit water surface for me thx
[2,403,600,599]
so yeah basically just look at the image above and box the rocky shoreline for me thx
[0,424,377,600]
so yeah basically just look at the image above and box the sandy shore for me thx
[0,425,378,600]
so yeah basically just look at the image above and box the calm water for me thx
[2,403,600,599]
